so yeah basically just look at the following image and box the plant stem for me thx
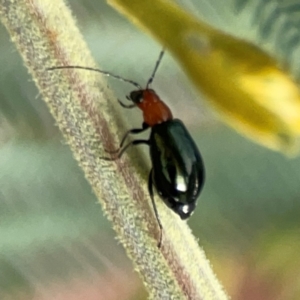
[0,0,228,299]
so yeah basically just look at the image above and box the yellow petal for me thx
[108,0,300,153]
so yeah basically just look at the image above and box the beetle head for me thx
[128,90,143,104]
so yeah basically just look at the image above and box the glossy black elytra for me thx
[47,50,205,246]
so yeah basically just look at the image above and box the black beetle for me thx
[47,50,205,246]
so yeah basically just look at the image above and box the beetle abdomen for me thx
[150,119,205,219]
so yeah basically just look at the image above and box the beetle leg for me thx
[105,123,149,154]
[118,139,150,158]
[148,169,163,248]
[118,98,136,109]
[101,139,150,160]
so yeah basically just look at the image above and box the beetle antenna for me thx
[47,66,142,89]
[146,50,165,88]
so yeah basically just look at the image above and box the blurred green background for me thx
[1,0,300,299]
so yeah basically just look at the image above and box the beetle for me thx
[47,50,205,246]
